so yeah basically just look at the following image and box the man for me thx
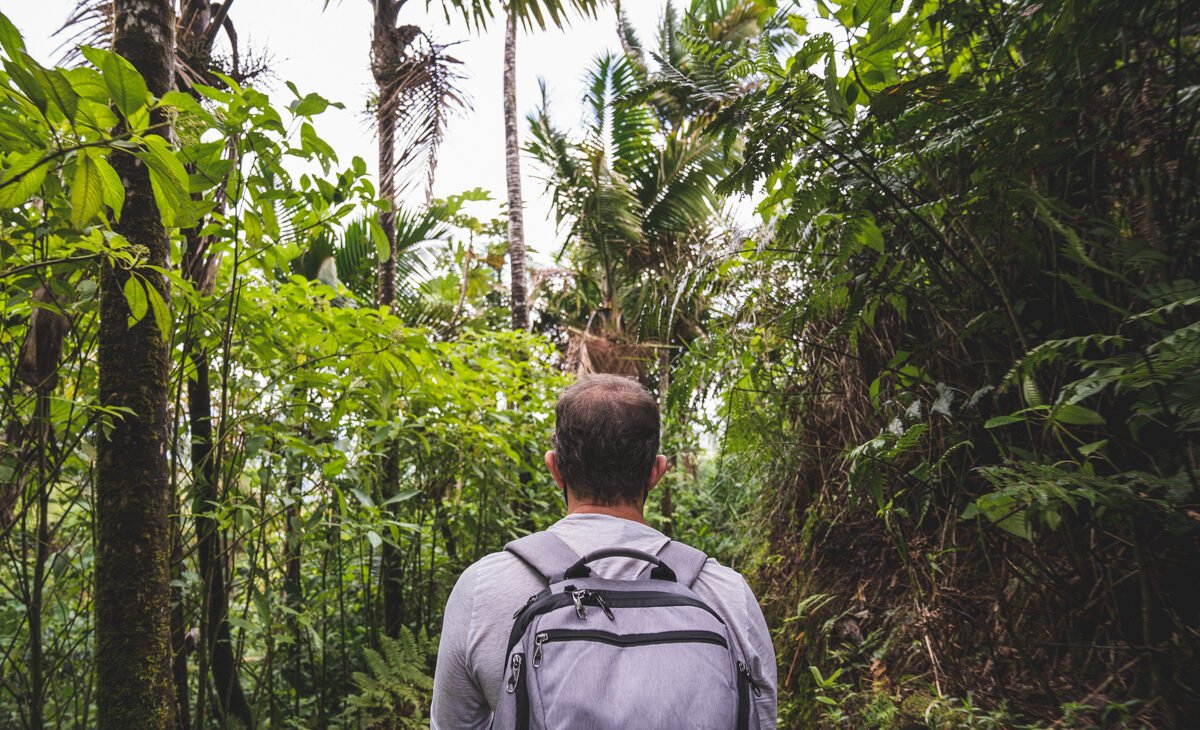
[431,374,777,728]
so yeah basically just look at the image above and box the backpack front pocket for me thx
[527,628,738,729]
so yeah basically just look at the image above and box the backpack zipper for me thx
[736,660,761,730]
[507,652,530,730]
[507,589,725,655]
[505,652,523,693]
[534,628,728,652]
[532,632,548,667]
[569,589,615,620]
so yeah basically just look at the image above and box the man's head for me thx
[547,374,665,507]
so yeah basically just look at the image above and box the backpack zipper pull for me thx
[737,661,762,697]
[532,632,548,667]
[593,591,615,621]
[506,653,523,693]
[571,590,588,620]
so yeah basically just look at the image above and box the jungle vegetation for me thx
[0,0,1197,727]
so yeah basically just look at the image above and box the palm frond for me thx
[56,0,252,87]
[432,0,600,32]
[373,26,467,201]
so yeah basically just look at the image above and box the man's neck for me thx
[566,500,648,526]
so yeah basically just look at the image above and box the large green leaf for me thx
[137,133,191,226]
[0,149,49,208]
[80,45,149,119]
[70,152,103,228]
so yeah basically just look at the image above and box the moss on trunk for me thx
[94,1,177,727]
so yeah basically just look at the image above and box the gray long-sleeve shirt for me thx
[430,513,778,728]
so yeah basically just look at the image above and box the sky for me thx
[0,0,675,262]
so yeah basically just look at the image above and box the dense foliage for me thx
[661,0,1200,726]
[0,0,1197,727]
[0,12,565,725]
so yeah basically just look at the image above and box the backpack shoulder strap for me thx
[651,540,709,588]
[504,531,581,584]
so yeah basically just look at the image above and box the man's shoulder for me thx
[692,554,761,618]
[452,549,547,615]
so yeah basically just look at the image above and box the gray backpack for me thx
[490,532,758,729]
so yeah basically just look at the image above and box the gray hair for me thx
[552,374,660,506]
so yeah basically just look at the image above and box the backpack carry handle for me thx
[563,547,677,582]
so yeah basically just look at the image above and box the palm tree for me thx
[369,1,464,309]
[500,0,598,332]
[527,1,782,370]
[527,50,729,375]
[367,0,597,636]
[503,9,528,331]
[527,46,729,536]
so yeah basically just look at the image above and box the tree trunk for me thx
[169,517,190,730]
[657,348,673,536]
[370,0,401,308]
[29,392,50,730]
[373,3,405,637]
[376,90,404,637]
[377,104,398,307]
[284,482,302,716]
[381,448,404,637]
[95,1,176,727]
[189,349,252,726]
[504,10,529,331]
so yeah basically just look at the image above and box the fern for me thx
[338,628,436,730]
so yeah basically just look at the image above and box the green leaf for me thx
[291,92,330,117]
[0,12,27,60]
[94,154,125,221]
[64,67,108,102]
[369,219,391,262]
[1078,439,1108,456]
[70,152,103,228]
[382,490,419,506]
[138,134,191,226]
[0,150,49,208]
[75,98,119,130]
[366,530,382,550]
[1053,404,1105,426]
[966,493,1032,540]
[23,55,78,121]
[1021,377,1043,407]
[5,58,48,114]
[858,218,884,253]
[159,89,209,119]
[144,277,171,338]
[123,276,149,326]
[80,45,149,118]
[984,414,1025,429]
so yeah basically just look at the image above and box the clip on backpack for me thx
[491,532,759,730]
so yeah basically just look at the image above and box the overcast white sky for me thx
[1,0,675,261]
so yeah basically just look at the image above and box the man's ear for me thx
[645,455,669,492]
[545,450,566,489]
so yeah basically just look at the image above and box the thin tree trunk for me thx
[657,349,673,536]
[376,87,404,636]
[377,91,398,308]
[95,1,176,727]
[373,5,405,637]
[170,492,190,730]
[189,350,252,726]
[29,392,50,730]
[381,449,403,637]
[283,468,303,717]
[504,10,529,332]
